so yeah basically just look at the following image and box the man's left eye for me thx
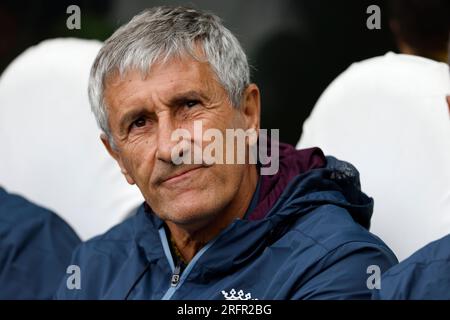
[185,100,199,108]
[131,117,147,129]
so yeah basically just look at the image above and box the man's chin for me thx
[158,197,220,222]
[164,208,218,230]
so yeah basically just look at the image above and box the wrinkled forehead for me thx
[102,54,228,118]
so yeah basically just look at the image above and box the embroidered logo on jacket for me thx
[221,289,258,300]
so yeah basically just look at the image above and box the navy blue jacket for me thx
[56,156,397,300]
[373,234,450,300]
[0,187,81,299]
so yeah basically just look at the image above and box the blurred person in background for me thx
[298,0,450,261]
[373,233,450,299]
[0,186,80,299]
[389,0,449,62]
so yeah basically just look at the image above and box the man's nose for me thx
[155,116,180,163]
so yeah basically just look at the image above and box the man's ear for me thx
[241,83,261,134]
[100,133,136,185]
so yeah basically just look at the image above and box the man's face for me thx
[103,54,259,227]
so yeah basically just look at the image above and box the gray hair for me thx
[88,6,250,141]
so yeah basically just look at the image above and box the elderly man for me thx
[56,6,397,300]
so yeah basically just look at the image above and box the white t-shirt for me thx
[298,52,450,261]
[0,38,144,240]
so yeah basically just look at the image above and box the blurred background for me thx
[0,0,396,145]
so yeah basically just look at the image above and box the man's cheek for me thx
[123,158,148,190]
[128,147,154,177]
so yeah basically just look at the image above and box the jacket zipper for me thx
[170,263,182,287]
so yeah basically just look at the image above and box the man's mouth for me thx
[161,166,204,185]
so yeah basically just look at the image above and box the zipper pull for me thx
[171,264,181,287]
